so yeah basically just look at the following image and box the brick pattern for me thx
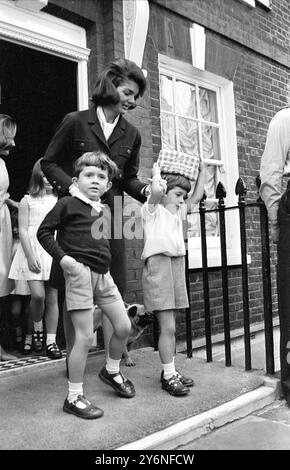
[42,0,289,343]
[125,0,288,340]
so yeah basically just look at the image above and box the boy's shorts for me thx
[63,261,121,312]
[142,254,189,312]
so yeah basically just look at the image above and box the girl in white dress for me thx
[9,159,62,359]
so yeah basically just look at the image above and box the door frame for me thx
[0,0,90,109]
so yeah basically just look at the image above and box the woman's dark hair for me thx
[28,158,47,197]
[0,114,16,149]
[161,172,191,195]
[91,58,146,108]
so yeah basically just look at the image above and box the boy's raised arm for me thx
[147,163,167,213]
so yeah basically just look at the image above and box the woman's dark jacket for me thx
[41,105,146,293]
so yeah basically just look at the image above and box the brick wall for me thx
[140,0,289,342]
[45,0,289,344]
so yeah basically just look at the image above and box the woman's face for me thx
[115,79,140,115]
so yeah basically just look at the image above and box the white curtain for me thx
[160,76,220,236]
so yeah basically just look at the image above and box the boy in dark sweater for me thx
[37,151,135,420]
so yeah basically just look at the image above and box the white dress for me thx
[9,194,57,281]
[10,239,30,295]
[0,158,14,296]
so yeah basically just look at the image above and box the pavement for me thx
[0,344,281,450]
[179,400,290,450]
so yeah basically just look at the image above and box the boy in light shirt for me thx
[141,161,205,396]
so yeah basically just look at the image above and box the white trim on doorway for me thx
[0,0,90,109]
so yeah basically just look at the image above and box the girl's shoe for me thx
[46,342,62,359]
[22,339,32,355]
[32,330,44,352]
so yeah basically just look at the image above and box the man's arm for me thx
[260,108,290,242]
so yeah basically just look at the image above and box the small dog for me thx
[93,303,153,366]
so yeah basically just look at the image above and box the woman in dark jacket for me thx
[41,58,149,358]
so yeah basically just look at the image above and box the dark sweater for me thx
[37,196,111,274]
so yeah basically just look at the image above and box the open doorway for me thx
[0,39,78,201]
[0,39,78,363]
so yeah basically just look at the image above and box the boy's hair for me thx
[161,172,191,195]
[28,158,48,197]
[0,114,16,149]
[73,151,118,182]
[91,58,146,108]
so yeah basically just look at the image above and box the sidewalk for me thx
[0,346,280,450]
[178,400,290,450]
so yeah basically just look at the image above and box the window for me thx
[159,54,241,268]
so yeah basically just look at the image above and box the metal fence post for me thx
[256,176,274,375]
[216,182,231,366]
[236,177,251,371]
[199,192,212,362]
[184,212,193,358]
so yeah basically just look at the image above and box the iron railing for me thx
[181,176,275,375]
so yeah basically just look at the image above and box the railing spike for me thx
[235,177,247,196]
[216,181,227,200]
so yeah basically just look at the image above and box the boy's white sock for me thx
[106,357,122,384]
[46,333,56,346]
[67,381,84,405]
[162,361,176,380]
[33,320,43,331]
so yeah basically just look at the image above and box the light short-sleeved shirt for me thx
[260,107,290,226]
[141,201,186,260]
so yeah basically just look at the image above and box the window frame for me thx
[158,54,244,269]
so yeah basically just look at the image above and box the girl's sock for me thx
[67,381,83,404]
[24,334,32,345]
[23,335,32,353]
[33,320,43,332]
[162,361,176,380]
[46,333,56,346]
[106,357,122,383]
[15,326,22,344]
